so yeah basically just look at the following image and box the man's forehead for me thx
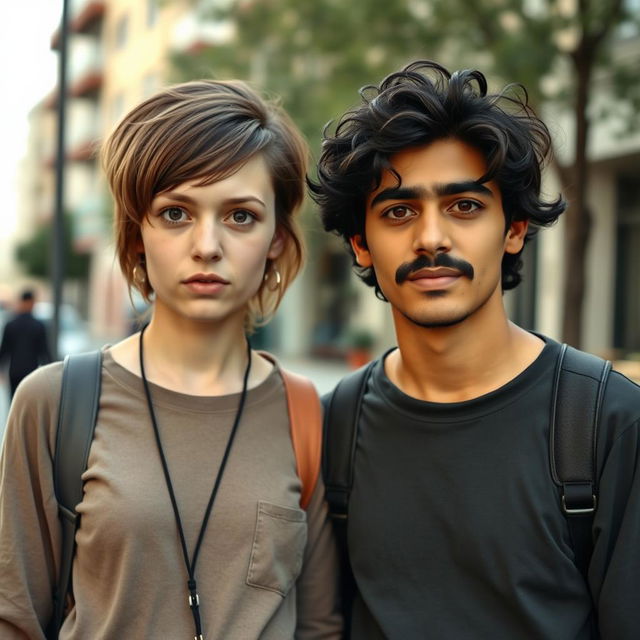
[368,141,495,204]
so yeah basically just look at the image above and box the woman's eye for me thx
[229,209,255,225]
[450,200,482,215]
[383,206,413,220]
[161,207,188,223]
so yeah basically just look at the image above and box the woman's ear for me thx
[350,235,373,268]
[267,228,285,260]
[504,220,528,255]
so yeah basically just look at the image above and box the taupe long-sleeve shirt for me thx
[0,350,342,639]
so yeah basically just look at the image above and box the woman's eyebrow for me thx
[155,193,266,207]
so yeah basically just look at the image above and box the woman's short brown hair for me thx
[101,79,308,328]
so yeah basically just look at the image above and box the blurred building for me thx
[533,19,640,359]
[16,0,254,345]
[13,0,640,361]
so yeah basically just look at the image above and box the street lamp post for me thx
[52,0,70,361]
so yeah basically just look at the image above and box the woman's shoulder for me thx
[5,362,66,453]
[14,360,65,405]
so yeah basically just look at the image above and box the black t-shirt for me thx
[347,337,640,639]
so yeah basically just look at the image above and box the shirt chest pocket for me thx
[246,500,307,597]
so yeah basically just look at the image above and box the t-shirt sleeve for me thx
[0,364,64,639]
[295,472,343,639]
[590,416,640,639]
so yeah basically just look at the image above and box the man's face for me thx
[351,139,527,329]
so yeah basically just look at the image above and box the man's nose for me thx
[412,210,452,256]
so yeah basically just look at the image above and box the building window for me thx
[618,0,640,39]
[115,14,129,49]
[142,73,159,98]
[111,94,125,125]
[614,176,640,354]
[147,0,158,27]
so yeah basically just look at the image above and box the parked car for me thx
[33,302,94,358]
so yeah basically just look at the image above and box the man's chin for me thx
[401,309,473,329]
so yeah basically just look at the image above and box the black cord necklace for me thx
[138,324,252,640]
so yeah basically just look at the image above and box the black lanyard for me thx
[138,325,251,640]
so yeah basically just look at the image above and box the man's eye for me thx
[161,207,188,223]
[383,206,413,220]
[230,210,255,225]
[450,200,481,214]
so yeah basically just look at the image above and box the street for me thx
[0,381,9,443]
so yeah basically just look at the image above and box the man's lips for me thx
[408,267,461,280]
[406,267,461,291]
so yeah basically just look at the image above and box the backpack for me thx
[47,349,322,640]
[322,343,612,629]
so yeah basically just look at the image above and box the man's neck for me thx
[386,309,544,403]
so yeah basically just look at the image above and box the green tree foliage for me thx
[170,0,432,146]
[16,214,90,280]
[171,0,639,347]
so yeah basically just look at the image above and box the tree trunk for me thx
[561,44,595,348]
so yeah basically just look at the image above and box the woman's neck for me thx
[110,308,273,396]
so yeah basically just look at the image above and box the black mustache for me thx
[395,254,475,284]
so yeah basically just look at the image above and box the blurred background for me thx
[0,0,639,433]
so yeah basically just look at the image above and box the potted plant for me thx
[345,326,376,369]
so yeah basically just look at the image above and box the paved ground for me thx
[273,354,352,395]
[0,382,9,444]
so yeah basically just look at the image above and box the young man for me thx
[310,61,640,639]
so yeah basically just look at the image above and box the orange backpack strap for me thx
[258,352,322,510]
[280,368,322,510]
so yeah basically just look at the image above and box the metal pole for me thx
[53,0,70,361]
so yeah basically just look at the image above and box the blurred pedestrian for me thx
[0,289,51,398]
[0,80,341,638]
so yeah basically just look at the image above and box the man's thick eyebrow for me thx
[434,180,493,197]
[370,181,493,207]
[370,186,427,207]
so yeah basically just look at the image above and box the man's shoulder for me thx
[321,357,380,409]
[602,367,640,427]
[542,341,640,429]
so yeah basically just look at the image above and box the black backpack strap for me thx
[48,350,103,639]
[322,359,375,638]
[322,359,376,519]
[549,343,611,578]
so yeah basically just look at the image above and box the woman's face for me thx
[139,154,283,327]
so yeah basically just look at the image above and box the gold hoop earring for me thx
[133,263,146,286]
[264,266,281,291]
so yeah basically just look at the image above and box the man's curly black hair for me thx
[308,60,566,299]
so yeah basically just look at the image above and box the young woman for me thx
[0,80,342,639]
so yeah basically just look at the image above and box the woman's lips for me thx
[182,273,229,295]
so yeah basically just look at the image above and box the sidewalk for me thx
[273,354,353,395]
[0,382,9,444]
